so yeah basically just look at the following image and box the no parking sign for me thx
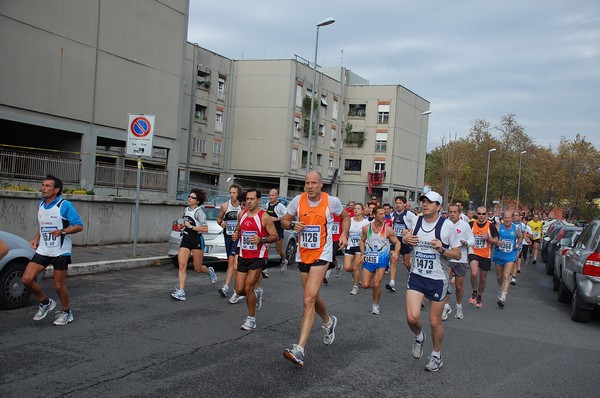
[126,114,155,157]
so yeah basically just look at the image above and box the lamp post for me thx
[516,150,527,210]
[484,148,497,208]
[414,110,431,203]
[306,17,335,173]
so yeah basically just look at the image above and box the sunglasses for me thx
[477,212,487,215]
[188,195,197,199]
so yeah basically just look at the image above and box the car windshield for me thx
[202,207,220,220]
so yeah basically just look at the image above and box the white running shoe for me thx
[350,285,359,295]
[229,292,245,304]
[208,267,217,284]
[323,316,337,345]
[280,259,288,273]
[255,287,263,310]
[218,284,229,298]
[171,288,187,301]
[240,316,256,331]
[455,305,464,319]
[53,310,74,326]
[33,298,56,321]
[441,304,452,321]
[372,303,380,315]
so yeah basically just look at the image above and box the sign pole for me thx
[133,158,141,257]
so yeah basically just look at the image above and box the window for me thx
[295,83,303,108]
[330,128,336,149]
[192,137,206,154]
[333,98,338,120]
[377,104,390,124]
[316,153,322,166]
[217,77,225,101]
[318,124,325,137]
[195,104,207,121]
[291,148,299,170]
[374,161,385,172]
[215,111,223,132]
[301,150,308,169]
[375,132,388,152]
[349,104,366,117]
[213,140,222,165]
[320,95,328,107]
[294,116,301,139]
[344,159,362,171]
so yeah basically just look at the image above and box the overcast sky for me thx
[188,0,599,151]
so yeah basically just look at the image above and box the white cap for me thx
[419,191,443,205]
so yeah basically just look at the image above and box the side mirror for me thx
[544,236,551,242]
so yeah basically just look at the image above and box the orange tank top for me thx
[298,192,331,264]
[471,221,492,258]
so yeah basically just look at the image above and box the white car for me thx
[0,231,40,309]
[168,205,297,267]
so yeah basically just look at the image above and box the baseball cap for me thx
[419,191,443,205]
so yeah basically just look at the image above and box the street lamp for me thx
[414,110,431,203]
[516,150,527,210]
[484,148,497,208]
[306,17,335,173]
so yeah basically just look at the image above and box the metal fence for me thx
[95,162,167,190]
[0,149,80,183]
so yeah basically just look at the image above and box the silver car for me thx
[557,218,600,322]
[168,205,297,267]
[0,231,39,309]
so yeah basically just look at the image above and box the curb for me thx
[43,256,171,278]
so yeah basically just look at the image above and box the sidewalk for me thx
[44,242,171,278]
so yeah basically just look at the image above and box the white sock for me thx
[416,331,424,342]
[432,350,441,358]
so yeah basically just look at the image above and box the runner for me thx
[217,184,242,298]
[454,200,471,223]
[22,175,84,326]
[528,213,544,264]
[281,171,349,366]
[232,189,278,330]
[359,206,400,314]
[511,211,531,284]
[467,207,499,308]
[519,215,532,269]
[228,192,247,304]
[442,204,475,320]
[344,203,370,295]
[323,212,342,284]
[402,191,462,372]
[493,210,522,308]
[386,195,418,292]
[265,189,289,273]
[171,188,217,301]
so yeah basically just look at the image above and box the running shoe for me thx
[33,298,56,321]
[53,310,74,326]
[240,316,256,331]
[411,332,426,359]
[469,291,477,305]
[218,284,229,298]
[350,285,359,295]
[323,277,328,285]
[171,288,187,301]
[280,259,288,273]
[425,354,443,372]
[208,267,217,284]
[455,305,464,319]
[262,269,269,278]
[255,287,263,310]
[335,262,342,278]
[532,260,537,264]
[372,304,380,315]
[323,315,337,345]
[229,292,245,304]
[283,344,304,366]
[517,267,521,273]
[475,295,483,308]
[510,276,517,286]
[441,304,452,321]
[385,282,396,293]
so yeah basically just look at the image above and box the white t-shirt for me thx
[348,217,370,248]
[449,218,475,263]
[411,217,462,280]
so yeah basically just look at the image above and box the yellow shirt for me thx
[528,220,544,240]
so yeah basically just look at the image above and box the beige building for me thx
[1,1,429,204]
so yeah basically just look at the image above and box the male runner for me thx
[386,195,417,292]
[493,210,522,308]
[217,184,242,298]
[265,189,289,273]
[528,213,544,264]
[468,207,499,308]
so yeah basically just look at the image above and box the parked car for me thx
[557,218,600,322]
[553,229,583,290]
[0,231,39,309]
[541,221,567,263]
[168,205,297,267]
[545,225,581,275]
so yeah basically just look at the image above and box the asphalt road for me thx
[1,258,599,397]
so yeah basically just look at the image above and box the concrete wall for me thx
[0,191,182,245]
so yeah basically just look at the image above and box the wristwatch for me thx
[290,221,296,229]
[261,237,266,243]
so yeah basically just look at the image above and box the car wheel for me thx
[557,276,571,304]
[285,238,297,265]
[570,285,592,323]
[552,274,559,291]
[545,260,553,275]
[0,261,32,310]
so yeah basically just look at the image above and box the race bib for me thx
[393,223,406,235]
[300,225,321,249]
[364,250,379,264]
[41,226,59,247]
[414,251,436,274]
[532,231,540,239]
[225,220,237,235]
[331,222,340,235]
[241,231,258,251]
[349,233,361,247]
[474,235,486,249]
[500,239,514,253]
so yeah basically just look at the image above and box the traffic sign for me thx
[127,114,155,157]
